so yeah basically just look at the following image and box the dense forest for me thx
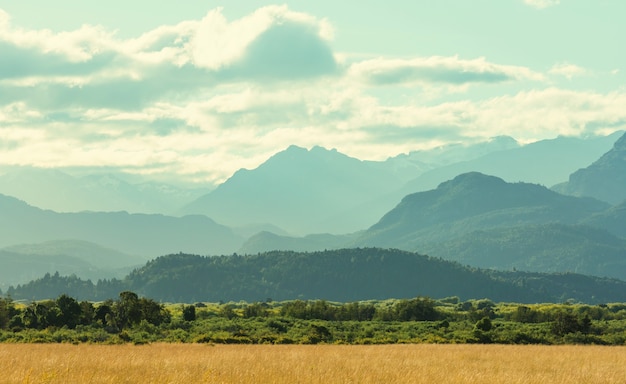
[6,248,626,304]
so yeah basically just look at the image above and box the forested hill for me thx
[8,248,626,304]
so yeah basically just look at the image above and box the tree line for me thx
[4,292,626,345]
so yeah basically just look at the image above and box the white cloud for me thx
[349,56,544,87]
[2,84,625,184]
[0,5,337,106]
[549,63,587,79]
[523,0,560,9]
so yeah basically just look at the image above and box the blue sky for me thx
[0,1,625,184]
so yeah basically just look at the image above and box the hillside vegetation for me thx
[7,248,626,304]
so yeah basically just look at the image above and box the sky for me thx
[0,0,625,185]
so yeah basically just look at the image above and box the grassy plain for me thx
[1,344,626,384]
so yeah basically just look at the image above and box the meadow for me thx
[2,343,626,384]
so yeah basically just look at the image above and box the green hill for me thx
[10,248,626,304]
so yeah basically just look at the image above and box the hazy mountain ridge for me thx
[0,194,244,259]
[181,134,618,235]
[181,145,406,234]
[380,135,521,181]
[553,132,626,204]
[400,131,623,195]
[239,231,360,254]
[0,240,142,289]
[0,167,209,215]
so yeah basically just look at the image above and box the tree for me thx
[79,301,95,325]
[0,298,13,330]
[393,297,439,321]
[56,294,81,329]
[139,297,170,326]
[512,305,539,323]
[182,305,196,322]
[95,300,114,325]
[551,311,582,336]
[115,291,142,329]
[242,303,267,318]
[219,304,237,319]
[474,317,492,332]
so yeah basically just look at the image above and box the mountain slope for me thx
[553,132,626,204]
[359,172,610,249]
[0,194,244,258]
[182,145,404,234]
[582,201,626,238]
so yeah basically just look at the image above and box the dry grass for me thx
[1,343,626,383]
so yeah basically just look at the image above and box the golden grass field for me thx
[2,343,626,384]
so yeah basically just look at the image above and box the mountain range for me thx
[2,132,618,236]
[241,169,626,280]
[181,132,621,235]
[1,131,625,297]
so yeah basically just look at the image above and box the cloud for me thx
[2,83,626,184]
[192,6,337,80]
[349,56,544,87]
[523,0,560,9]
[223,21,337,80]
[0,6,337,110]
[549,63,587,79]
[1,5,625,186]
